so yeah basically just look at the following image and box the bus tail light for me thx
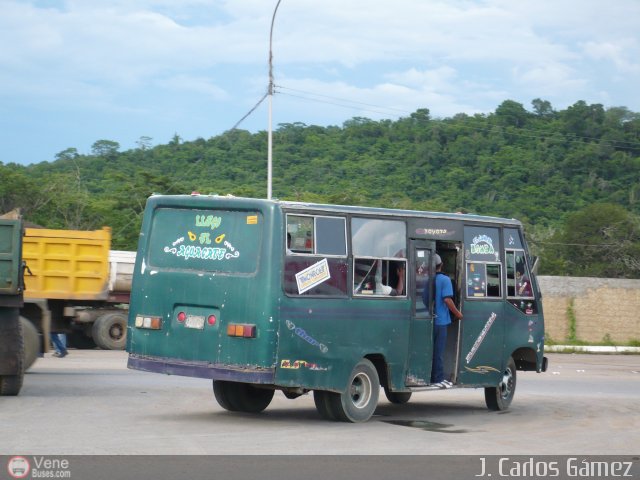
[177,311,186,323]
[207,315,217,326]
[135,315,162,330]
[226,323,256,338]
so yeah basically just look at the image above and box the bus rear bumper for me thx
[127,354,276,384]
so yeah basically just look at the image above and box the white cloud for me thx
[156,74,229,100]
[583,40,640,74]
[1,0,639,164]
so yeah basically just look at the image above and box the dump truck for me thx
[21,227,135,356]
[0,212,26,395]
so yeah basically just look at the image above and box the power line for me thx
[277,85,411,115]
[231,92,268,131]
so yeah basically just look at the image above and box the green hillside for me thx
[2,99,639,277]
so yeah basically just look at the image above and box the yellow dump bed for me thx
[23,227,111,300]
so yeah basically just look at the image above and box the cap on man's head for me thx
[434,254,442,266]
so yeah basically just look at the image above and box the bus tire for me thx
[330,358,380,423]
[313,390,339,421]
[485,356,517,411]
[0,307,24,396]
[213,380,274,413]
[21,316,39,371]
[213,380,241,411]
[92,313,127,350]
[384,386,412,404]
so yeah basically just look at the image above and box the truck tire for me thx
[20,316,39,371]
[0,307,24,396]
[92,312,127,350]
[68,331,97,350]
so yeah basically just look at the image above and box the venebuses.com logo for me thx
[7,456,30,479]
[6,456,71,479]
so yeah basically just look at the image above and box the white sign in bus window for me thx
[295,259,331,294]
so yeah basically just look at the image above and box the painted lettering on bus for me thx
[195,215,222,230]
[470,234,495,255]
[286,319,329,353]
[465,312,497,364]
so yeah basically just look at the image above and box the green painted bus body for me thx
[127,195,545,396]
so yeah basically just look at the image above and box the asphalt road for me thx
[2,351,638,457]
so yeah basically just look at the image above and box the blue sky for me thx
[1,0,639,165]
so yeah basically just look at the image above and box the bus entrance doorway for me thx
[406,240,462,387]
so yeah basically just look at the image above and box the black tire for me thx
[327,358,380,423]
[92,312,127,350]
[213,380,274,413]
[313,390,339,421]
[68,330,97,350]
[485,356,517,411]
[384,386,412,404]
[213,380,241,411]
[0,307,24,396]
[21,316,39,371]
[282,390,303,400]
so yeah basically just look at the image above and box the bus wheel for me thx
[485,356,517,411]
[384,386,412,405]
[313,390,339,421]
[213,380,274,413]
[331,358,380,423]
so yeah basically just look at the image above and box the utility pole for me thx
[267,0,283,200]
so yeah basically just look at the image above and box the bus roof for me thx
[278,200,523,227]
[148,194,523,227]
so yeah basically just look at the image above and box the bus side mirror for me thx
[530,256,540,275]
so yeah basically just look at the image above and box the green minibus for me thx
[127,194,547,422]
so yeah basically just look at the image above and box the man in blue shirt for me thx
[431,254,463,388]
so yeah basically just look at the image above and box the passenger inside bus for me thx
[516,268,532,297]
[354,259,405,296]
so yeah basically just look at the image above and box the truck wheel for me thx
[20,317,39,371]
[485,356,517,411]
[327,358,380,423]
[213,380,274,413]
[92,312,127,350]
[68,331,96,350]
[0,307,24,396]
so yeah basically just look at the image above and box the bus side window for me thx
[287,215,314,254]
[506,251,516,296]
[286,214,346,256]
[506,249,533,298]
[486,263,502,297]
[467,262,486,297]
[466,262,501,298]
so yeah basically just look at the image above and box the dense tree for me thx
[540,204,640,278]
[2,100,640,277]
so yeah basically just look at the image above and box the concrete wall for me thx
[537,276,640,344]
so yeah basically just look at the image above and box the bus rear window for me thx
[147,208,261,273]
